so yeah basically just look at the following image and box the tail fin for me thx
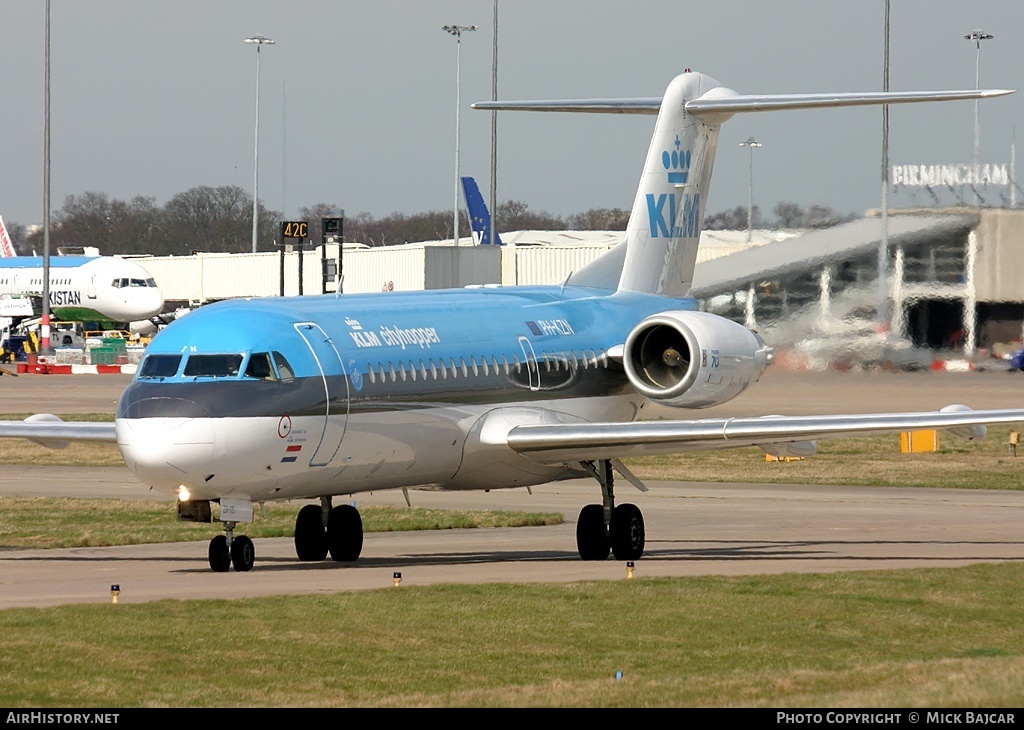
[0,216,16,258]
[474,71,1013,297]
[461,176,502,245]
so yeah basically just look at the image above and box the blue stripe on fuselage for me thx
[0,256,97,269]
[123,285,697,417]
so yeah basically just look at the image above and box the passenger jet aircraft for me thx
[0,216,165,328]
[1,70,1022,574]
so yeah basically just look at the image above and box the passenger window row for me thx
[363,348,609,385]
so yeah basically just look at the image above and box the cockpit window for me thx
[244,352,276,381]
[183,354,243,378]
[111,277,156,288]
[138,354,182,379]
[272,351,295,383]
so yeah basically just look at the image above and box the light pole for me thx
[41,0,51,354]
[443,24,477,245]
[738,137,762,242]
[879,0,892,330]
[489,1,498,250]
[244,34,275,253]
[965,28,993,204]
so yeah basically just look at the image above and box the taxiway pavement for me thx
[1,368,1022,608]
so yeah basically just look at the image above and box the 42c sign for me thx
[281,221,309,240]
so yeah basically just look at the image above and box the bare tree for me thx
[297,203,344,247]
[567,207,630,231]
[494,200,564,231]
[29,181,863,258]
[3,220,27,254]
[704,205,749,230]
[32,192,163,255]
[163,185,278,253]
[773,201,804,228]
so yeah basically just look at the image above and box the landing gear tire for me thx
[294,504,328,561]
[610,503,645,561]
[576,503,610,560]
[328,504,363,562]
[231,535,255,572]
[208,535,230,572]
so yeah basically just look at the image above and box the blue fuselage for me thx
[119,285,695,419]
[114,285,695,500]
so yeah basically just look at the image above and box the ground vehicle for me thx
[0,334,34,362]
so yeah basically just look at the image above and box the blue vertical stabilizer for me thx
[461,177,502,245]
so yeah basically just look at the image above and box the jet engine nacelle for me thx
[623,310,773,408]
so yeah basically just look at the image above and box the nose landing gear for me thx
[208,522,255,572]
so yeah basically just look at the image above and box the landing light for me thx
[178,485,191,502]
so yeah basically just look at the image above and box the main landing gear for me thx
[208,522,255,572]
[576,459,646,561]
[293,496,364,563]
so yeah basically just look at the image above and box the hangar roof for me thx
[690,213,978,298]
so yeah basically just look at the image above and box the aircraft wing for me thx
[0,417,117,449]
[506,407,1024,463]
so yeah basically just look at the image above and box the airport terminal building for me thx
[136,207,1024,369]
[693,208,1024,368]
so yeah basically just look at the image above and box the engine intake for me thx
[623,310,772,408]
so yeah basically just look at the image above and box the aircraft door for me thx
[87,275,97,300]
[294,322,349,467]
[517,335,541,391]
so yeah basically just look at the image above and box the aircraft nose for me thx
[144,288,165,318]
[116,417,216,495]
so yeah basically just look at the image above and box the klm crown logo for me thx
[662,136,691,185]
[646,134,700,239]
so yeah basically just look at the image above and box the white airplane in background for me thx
[0,70,1021,574]
[0,216,164,328]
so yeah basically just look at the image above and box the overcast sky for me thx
[2,1,1023,232]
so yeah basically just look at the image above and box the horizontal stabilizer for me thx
[472,98,662,114]
[684,88,1016,122]
[474,88,1015,121]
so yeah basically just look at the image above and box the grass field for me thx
[1,564,1022,707]
[0,497,563,549]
